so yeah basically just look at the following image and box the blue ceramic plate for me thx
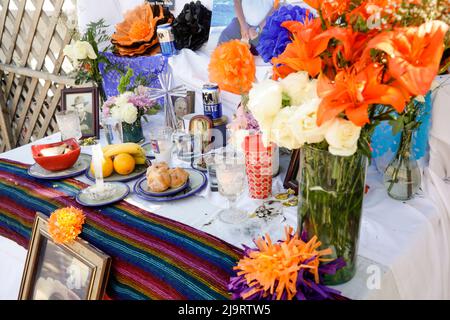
[140,178,190,197]
[76,182,130,207]
[85,164,148,183]
[28,153,91,180]
[134,168,207,202]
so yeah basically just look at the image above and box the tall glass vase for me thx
[298,145,368,285]
[122,117,144,143]
[383,128,421,200]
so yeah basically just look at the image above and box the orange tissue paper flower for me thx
[232,227,333,300]
[208,40,256,94]
[367,20,449,96]
[317,63,408,126]
[48,207,86,245]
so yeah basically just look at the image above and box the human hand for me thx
[248,27,259,40]
[240,22,250,41]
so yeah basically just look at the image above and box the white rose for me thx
[290,98,329,145]
[64,41,97,61]
[115,92,133,107]
[110,106,122,121]
[271,106,303,150]
[248,79,283,122]
[325,118,361,157]
[120,103,138,124]
[280,71,318,105]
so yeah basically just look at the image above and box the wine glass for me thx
[215,150,248,224]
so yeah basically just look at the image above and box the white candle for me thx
[91,144,105,193]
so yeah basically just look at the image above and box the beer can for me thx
[202,84,223,121]
[157,23,177,57]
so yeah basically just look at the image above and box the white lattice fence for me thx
[0,0,77,152]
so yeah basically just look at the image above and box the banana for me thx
[103,143,145,159]
[133,154,147,165]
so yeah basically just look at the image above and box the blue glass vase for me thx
[122,117,144,143]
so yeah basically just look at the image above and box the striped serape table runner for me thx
[0,159,243,300]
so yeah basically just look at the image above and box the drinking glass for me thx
[102,117,123,145]
[149,126,174,164]
[55,110,82,141]
[173,130,202,163]
[215,151,248,224]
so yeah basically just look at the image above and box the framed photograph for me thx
[19,213,111,300]
[61,87,100,139]
[173,90,195,119]
[283,149,300,194]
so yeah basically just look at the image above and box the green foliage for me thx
[352,15,369,33]
[82,19,112,53]
[118,68,134,94]
[281,92,291,108]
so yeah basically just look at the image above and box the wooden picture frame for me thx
[61,87,100,139]
[283,149,301,195]
[19,213,111,300]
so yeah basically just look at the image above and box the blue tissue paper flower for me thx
[257,5,314,63]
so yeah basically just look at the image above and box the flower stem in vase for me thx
[384,128,421,201]
[298,145,368,285]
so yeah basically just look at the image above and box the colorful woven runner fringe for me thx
[0,159,242,300]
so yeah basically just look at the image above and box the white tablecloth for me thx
[1,112,450,300]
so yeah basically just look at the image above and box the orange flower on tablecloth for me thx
[272,18,330,78]
[112,4,173,56]
[317,63,408,126]
[48,207,86,245]
[208,40,256,94]
[231,227,333,300]
[366,20,449,96]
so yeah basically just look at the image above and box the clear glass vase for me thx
[122,117,144,143]
[298,145,368,285]
[383,129,421,200]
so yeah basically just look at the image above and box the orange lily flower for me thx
[304,0,350,20]
[367,20,449,96]
[317,63,407,126]
[316,27,374,70]
[272,18,330,78]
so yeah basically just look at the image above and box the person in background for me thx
[218,0,279,53]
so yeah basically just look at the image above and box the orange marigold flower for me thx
[48,207,86,245]
[317,63,407,126]
[208,40,256,94]
[367,20,449,96]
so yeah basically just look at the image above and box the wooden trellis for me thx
[0,0,77,152]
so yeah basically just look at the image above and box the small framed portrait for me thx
[284,149,301,195]
[173,91,195,119]
[19,213,111,300]
[61,87,100,139]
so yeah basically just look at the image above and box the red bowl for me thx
[31,138,81,172]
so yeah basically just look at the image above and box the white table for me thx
[1,113,450,300]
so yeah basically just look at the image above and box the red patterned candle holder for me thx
[244,133,273,199]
